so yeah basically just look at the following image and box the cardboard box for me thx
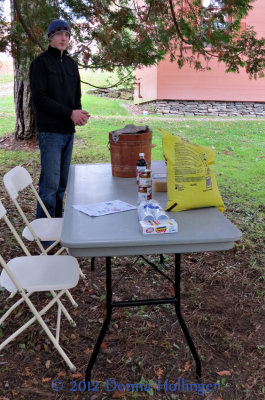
[152,173,167,192]
[139,219,178,235]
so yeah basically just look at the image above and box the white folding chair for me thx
[3,166,86,279]
[0,199,78,307]
[0,200,79,371]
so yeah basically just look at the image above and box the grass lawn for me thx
[0,95,15,134]
[0,92,265,225]
[79,68,130,92]
[0,74,14,84]
[0,85,265,399]
[75,114,265,219]
[0,91,265,235]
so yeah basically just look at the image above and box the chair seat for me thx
[1,255,79,293]
[22,218,63,241]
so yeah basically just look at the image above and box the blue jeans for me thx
[37,132,74,218]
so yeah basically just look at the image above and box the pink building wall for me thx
[134,0,265,104]
[135,64,157,100]
[247,0,265,38]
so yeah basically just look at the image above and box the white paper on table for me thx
[73,200,137,217]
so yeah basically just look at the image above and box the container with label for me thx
[138,185,152,203]
[136,153,147,183]
[139,169,152,187]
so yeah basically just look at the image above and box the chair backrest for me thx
[0,200,31,257]
[3,166,50,218]
[3,167,51,254]
[3,166,32,200]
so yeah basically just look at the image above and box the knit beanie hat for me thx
[47,19,71,39]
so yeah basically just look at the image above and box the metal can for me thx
[138,185,152,202]
[139,169,152,187]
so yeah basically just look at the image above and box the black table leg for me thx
[174,254,202,379]
[85,253,201,381]
[85,256,112,382]
[91,257,95,272]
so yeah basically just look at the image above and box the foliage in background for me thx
[1,0,265,140]
[0,0,265,79]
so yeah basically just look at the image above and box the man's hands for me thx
[71,109,90,126]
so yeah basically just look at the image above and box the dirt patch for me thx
[0,133,88,151]
[0,133,39,151]
[0,174,264,399]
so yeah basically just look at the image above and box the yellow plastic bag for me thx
[161,129,225,212]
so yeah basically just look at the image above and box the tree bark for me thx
[11,0,36,140]
[13,61,36,140]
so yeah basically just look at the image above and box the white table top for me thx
[61,162,242,257]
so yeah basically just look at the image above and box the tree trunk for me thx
[13,61,36,140]
[11,0,36,140]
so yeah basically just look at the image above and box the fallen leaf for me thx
[155,367,164,379]
[43,344,49,352]
[71,373,83,379]
[146,321,155,328]
[84,348,93,355]
[101,342,107,349]
[183,360,191,372]
[126,350,133,358]
[216,370,231,376]
[57,371,66,377]
[168,286,175,295]
[42,377,51,383]
[112,388,126,398]
[45,360,51,369]
[24,367,32,377]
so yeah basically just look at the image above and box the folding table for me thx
[61,162,242,381]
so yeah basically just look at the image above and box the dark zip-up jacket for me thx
[29,46,81,134]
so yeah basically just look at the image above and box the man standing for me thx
[30,19,89,218]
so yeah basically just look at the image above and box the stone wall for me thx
[140,100,265,117]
